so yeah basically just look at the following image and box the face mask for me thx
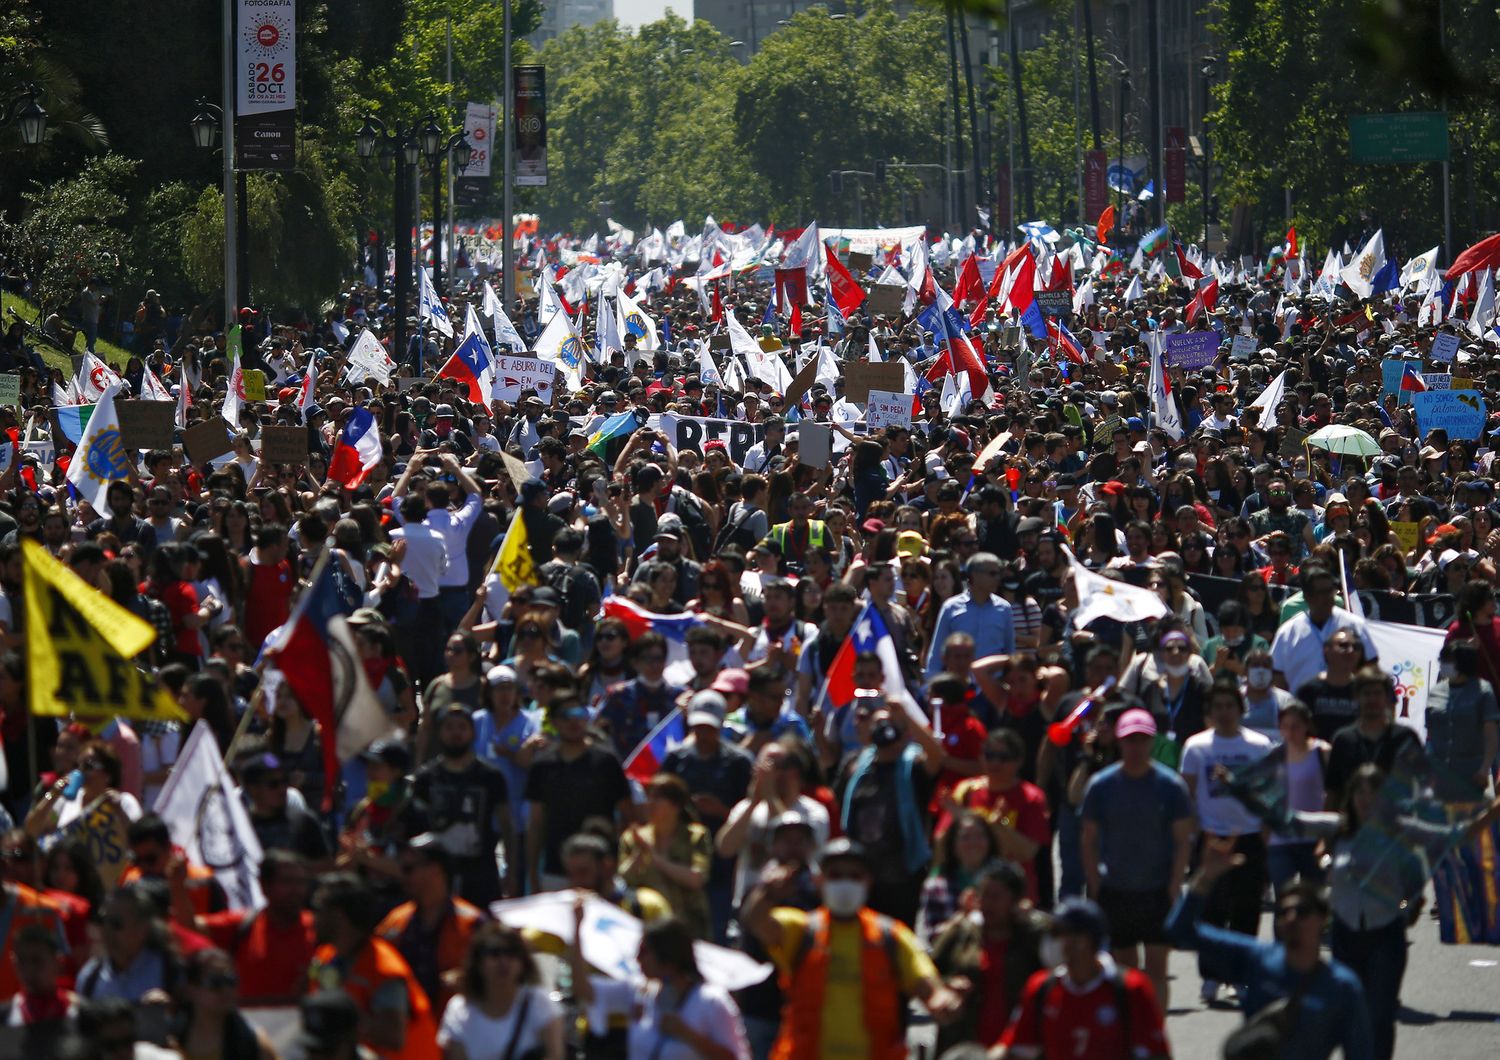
[440,741,469,759]
[871,722,902,748]
[822,879,869,918]
[1163,662,1191,678]
[1439,661,1456,681]
[1247,666,1274,689]
[1223,634,1244,648]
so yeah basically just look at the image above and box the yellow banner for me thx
[493,511,538,593]
[1391,520,1422,555]
[22,539,189,723]
[62,793,133,889]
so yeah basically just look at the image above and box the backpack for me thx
[669,488,713,558]
[714,503,760,555]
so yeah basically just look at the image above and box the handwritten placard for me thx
[1412,390,1487,440]
[866,389,912,430]
[0,374,21,408]
[1164,331,1221,370]
[116,400,176,450]
[259,425,308,464]
[1391,520,1422,554]
[182,419,234,464]
[1430,332,1460,363]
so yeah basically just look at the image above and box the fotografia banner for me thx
[235,0,296,170]
[513,66,547,187]
[456,101,495,207]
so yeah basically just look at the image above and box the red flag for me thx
[1097,204,1115,245]
[774,267,808,309]
[824,245,868,317]
[1174,244,1204,281]
[1445,232,1500,281]
[953,253,984,306]
[789,300,802,337]
[1185,278,1220,323]
[1285,226,1298,259]
[711,283,724,323]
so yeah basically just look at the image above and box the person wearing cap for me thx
[471,663,539,827]
[295,988,373,1060]
[995,896,1170,1059]
[238,751,332,866]
[411,703,514,908]
[1080,707,1194,1013]
[632,513,702,605]
[308,872,441,1059]
[374,834,486,1013]
[742,837,962,1059]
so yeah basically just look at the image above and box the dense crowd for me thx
[0,220,1498,1059]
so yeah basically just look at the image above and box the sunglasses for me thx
[481,946,523,959]
[597,631,624,642]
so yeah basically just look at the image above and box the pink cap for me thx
[711,668,750,696]
[1115,708,1158,739]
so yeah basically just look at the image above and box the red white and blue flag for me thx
[818,600,906,711]
[623,708,687,783]
[601,596,707,644]
[297,364,317,424]
[1400,366,1428,393]
[1048,318,1086,364]
[265,555,396,808]
[437,332,494,403]
[327,407,382,489]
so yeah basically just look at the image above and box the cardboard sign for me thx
[1279,425,1309,456]
[1391,520,1422,554]
[182,419,235,464]
[659,413,769,466]
[240,369,266,401]
[709,334,732,353]
[1412,390,1487,440]
[1230,335,1258,359]
[116,400,177,450]
[782,355,822,410]
[866,389,912,430]
[499,451,534,491]
[491,353,557,404]
[846,250,874,274]
[844,361,906,403]
[867,283,906,318]
[0,374,20,408]
[1451,376,1474,391]
[1430,332,1460,363]
[259,425,307,464]
[797,422,832,467]
[1164,331,1221,370]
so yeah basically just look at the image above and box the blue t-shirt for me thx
[473,707,541,826]
[1081,761,1193,891]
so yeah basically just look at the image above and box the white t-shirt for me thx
[1269,608,1377,692]
[1180,727,1273,835]
[731,794,830,903]
[587,977,750,1060]
[438,987,561,1058]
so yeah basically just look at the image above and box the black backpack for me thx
[714,504,759,554]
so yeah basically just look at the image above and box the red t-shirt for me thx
[1448,617,1500,689]
[932,705,988,809]
[145,578,200,656]
[202,909,318,1005]
[945,777,1051,900]
[979,938,1012,1043]
[999,964,1169,1057]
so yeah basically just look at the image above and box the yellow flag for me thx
[493,510,538,593]
[22,539,189,724]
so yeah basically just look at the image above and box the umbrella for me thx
[1305,424,1380,458]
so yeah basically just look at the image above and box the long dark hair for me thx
[936,811,1000,881]
[641,916,701,982]
[462,922,540,998]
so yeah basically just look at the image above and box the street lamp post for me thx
[1116,70,1130,239]
[1,84,49,146]
[357,116,425,365]
[1200,57,1217,246]
[190,100,250,323]
[419,115,472,296]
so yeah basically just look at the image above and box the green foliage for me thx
[0,154,135,315]
[1207,0,1500,254]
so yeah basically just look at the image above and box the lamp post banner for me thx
[237,0,296,115]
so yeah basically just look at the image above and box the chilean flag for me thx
[1048,318,1086,364]
[623,708,687,783]
[819,601,906,711]
[327,407,382,489]
[602,596,707,644]
[437,332,494,403]
[1400,366,1427,393]
[297,364,317,424]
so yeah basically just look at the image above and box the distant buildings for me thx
[530,0,616,47]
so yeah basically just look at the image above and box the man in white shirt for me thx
[390,492,448,687]
[1270,566,1376,692]
[393,452,484,629]
[741,417,785,474]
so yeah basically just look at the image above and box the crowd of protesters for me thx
[0,217,1497,1059]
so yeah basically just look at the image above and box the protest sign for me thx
[1451,376,1474,391]
[659,413,768,466]
[491,353,557,403]
[709,334,732,353]
[1421,374,1452,391]
[1391,521,1422,554]
[116,400,176,450]
[797,422,831,467]
[1164,331,1221,369]
[866,389,912,430]
[499,451,534,491]
[0,374,20,408]
[1412,390,1487,440]
[844,361,905,403]
[183,419,235,463]
[1279,425,1309,457]
[1382,358,1424,403]
[846,250,874,274]
[1036,291,1072,317]
[21,439,54,470]
[1367,619,1447,743]
[782,355,821,410]
[1430,332,1461,363]
[867,284,906,317]
[259,425,308,464]
[1230,335,1258,359]
[61,794,132,889]
[240,369,266,401]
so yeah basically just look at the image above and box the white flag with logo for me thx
[74,351,124,404]
[153,720,264,911]
[1071,564,1171,627]
[419,267,454,337]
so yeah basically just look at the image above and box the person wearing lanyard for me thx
[568,901,749,1060]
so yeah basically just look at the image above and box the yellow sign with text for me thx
[1391,521,1422,555]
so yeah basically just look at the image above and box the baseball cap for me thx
[1115,708,1158,739]
[711,668,750,696]
[1051,897,1109,945]
[486,664,519,687]
[297,991,363,1054]
[686,690,728,728]
[772,809,815,835]
[896,530,926,558]
[360,738,412,773]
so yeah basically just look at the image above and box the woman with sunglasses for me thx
[172,947,277,1060]
[420,633,487,759]
[1122,627,1211,758]
[688,559,750,625]
[25,740,141,839]
[1236,572,1282,643]
[570,905,750,1060]
[438,923,564,1060]
[578,616,634,706]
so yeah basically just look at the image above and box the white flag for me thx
[419,267,454,337]
[696,343,724,388]
[1249,369,1288,430]
[1340,230,1386,299]
[615,287,660,351]
[534,312,585,391]
[537,270,568,327]
[64,383,129,512]
[1121,274,1144,304]
[138,366,172,403]
[483,281,526,352]
[74,351,124,404]
[1401,246,1440,291]
[1073,277,1095,313]
[1071,564,1171,628]
[1148,332,1183,441]
[1469,268,1495,340]
[728,313,791,393]
[153,721,264,910]
[330,317,350,346]
[867,330,882,363]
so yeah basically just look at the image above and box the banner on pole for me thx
[235,0,297,171]
[513,66,547,187]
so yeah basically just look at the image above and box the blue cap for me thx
[1050,897,1109,946]
[1126,417,1146,431]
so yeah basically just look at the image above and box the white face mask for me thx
[1223,634,1244,648]
[822,879,869,918]
[1163,661,1191,678]
[1247,666,1274,689]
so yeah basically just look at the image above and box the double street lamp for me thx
[189,99,251,319]
[2,84,49,146]
[418,115,472,296]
